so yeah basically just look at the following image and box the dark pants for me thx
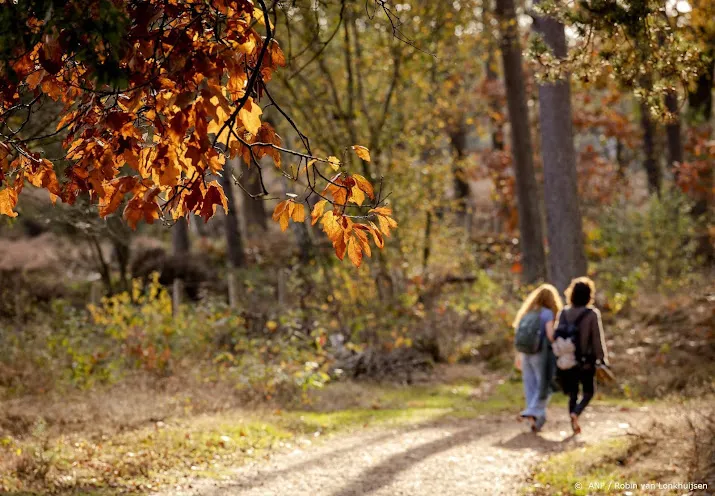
[561,365,595,416]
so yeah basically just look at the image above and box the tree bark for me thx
[448,119,471,221]
[495,0,547,284]
[640,101,661,194]
[533,6,587,292]
[172,217,190,256]
[687,53,714,124]
[665,90,683,179]
[219,159,246,269]
[240,163,268,234]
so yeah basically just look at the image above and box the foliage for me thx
[0,0,393,265]
[530,0,714,117]
[591,188,701,308]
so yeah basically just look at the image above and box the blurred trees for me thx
[495,0,547,283]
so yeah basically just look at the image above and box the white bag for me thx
[552,337,577,370]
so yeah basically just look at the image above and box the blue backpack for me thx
[514,310,542,354]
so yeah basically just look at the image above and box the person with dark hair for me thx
[552,277,609,434]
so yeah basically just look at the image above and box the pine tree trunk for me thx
[495,0,547,284]
[533,6,587,292]
[640,101,661,194]
[219,159,246,269]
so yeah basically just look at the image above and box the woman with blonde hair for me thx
[513,284,563,432]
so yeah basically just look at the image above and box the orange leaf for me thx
[200,182,229,222]
[321,210,343,242]
[347,237,363,267]
[291,203,305,223]
[0,187,19,217]
[123,188,160,230]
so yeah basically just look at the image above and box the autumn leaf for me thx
[321,210,343,242]
[327,156,341,171]
[123,188,161,230]
[199,181,229,222]
[351,145,371,162]
[350,185,365,206]
[291,203,305,223]
[311,199,327,225]
[239,98,262,135]
[370,207,398,237]
[347,237,363,268]
[272,200,291,232]
[0,187,19,217]
[352,174,375,200]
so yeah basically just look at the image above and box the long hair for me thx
[512,284,563,328]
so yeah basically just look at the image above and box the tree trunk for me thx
[533,5,587,292]
[448,119,471,222]
[485,0,505,152]
[687,53,714,124]
[665,90,683,180]
[640,101,661,194]
[686,49,713,262]
[495,0,547,284]
[219,159,246,269]
[172,217,190,256]
[240,163,268,234]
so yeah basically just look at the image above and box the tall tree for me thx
[172,218,190,256]
[533,1,588,291]
[640,102,661,194]
[240,165,268,234]
[219,159,246,269]
[495,0,547,283]
[664,91,683,178]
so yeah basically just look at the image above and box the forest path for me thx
[166,404,651,496]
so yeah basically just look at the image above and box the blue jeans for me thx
[521,352,550,427]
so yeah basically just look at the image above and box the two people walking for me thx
[513,277,609,434]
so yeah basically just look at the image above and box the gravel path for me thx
[163,405,650,496]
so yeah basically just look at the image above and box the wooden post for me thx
[90,281,101,306]
[172,279,183,316]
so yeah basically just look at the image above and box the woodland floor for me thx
[155,404,655,496]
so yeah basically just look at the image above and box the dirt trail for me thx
[162,405,652,496]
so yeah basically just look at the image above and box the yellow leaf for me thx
[0,187,19,217]
[352,174,375,199]
[239,98,262,136]
[327,156,340,171]
[311,199,327,225]
[321,210,343,241]
[351,145,371,162]
[291,203,305,222]
[351,185,365,206]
